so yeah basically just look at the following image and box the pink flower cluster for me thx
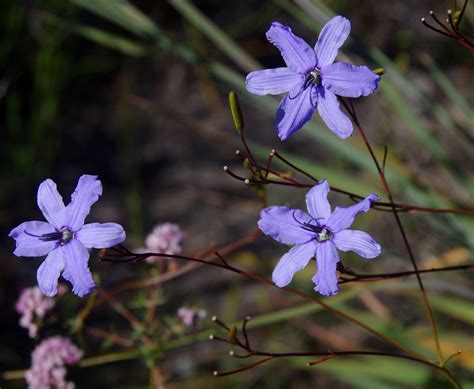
[25,336,83,389]
[177,306,207,327]
[144,223,184,263]
[16,287,55,337]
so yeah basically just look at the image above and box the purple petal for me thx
[276,84,317,140]
[37,179,65,229]
[326,193,379,232]
[305,179,331,222]
[272,241,317,287]
[62,239,95,297]
[246,68,303,96]
[37,248,65,297]
[316,86,352,138]
[76,223,126,248]
[332,229,381,259]
[313,241,340,296]
[258,206,314,245]
[9,221,57,257]
[322,62,381,98]
[266,22,317,74]
[314,15,350,67]
[64,175,102,231]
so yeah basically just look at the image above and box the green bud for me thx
[373,68,385,76]
[451,10,461,26]
[228,91,244,133]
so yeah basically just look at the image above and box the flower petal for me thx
[316,86,352,139]
[37,179,65,229]
[276,84,317,140]
[258,206,314,245]
[37,248,65,297]
[305,179,331,222]
[266,22,317,74]
[326,193,379,232]
[272,241,317,287]
[76,223,126,248]
[322,62,381,98]
[9,221,57,257]
[332,229,381,258]
[64,175,103,231]
[314,15,350,67]
[313,241,340,296]
[62,239,95,297]
[246,68,303,95]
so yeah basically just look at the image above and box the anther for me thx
[229,350,235,356]
[211,315,217,322]
[244,179,250,185]
[223,166,229,171]
[235,150,241,155]
[209,334,214,340]
[213,371,218,376]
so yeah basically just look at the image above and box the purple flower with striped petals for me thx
[9,175,125,297]
[246,16,380,140]
[258,180,381,296]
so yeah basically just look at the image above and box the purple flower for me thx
[16,286,56,337]
[258,180,381,296]
[177,306,207,327]
[246,16,380,140]
[9,175,126,298]
[25,336,83,389]
[144,223,184,263]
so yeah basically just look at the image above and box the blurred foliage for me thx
[1,0,473,388]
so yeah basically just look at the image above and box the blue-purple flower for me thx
[258,180,381,296]
[9,175,125,297]
[246,16,380,140]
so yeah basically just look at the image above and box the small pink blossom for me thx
[16,287,56,337]
[144,223,184,263]
[177,307,207,327]
[25,336,83,389]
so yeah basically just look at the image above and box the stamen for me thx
[25,228,74,244]
[317,228,332,242]
[303,68,321,90]
[61,229,74,244]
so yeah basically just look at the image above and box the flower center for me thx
[316,228,332,242]
[27,228,74,245]
[61,229,74,244]
[303,68,321,90]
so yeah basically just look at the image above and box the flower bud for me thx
[228,91,244,133]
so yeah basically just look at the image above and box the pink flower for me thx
[25,336,83,389]
[16,287,56,338]
[144,223,184,263]
[177,307,207,327]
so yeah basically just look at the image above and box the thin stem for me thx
[94,229,260,305]
[430,11,456,35]
[343,99,443,363]
[230,147,474,216]
[458,0,469,23]
[339,263,474,284]
[214,356,273,376]
[240,132,259,176]
[421,18,459,38]
[102,247,426,360]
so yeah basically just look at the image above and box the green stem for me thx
[343,100,443,363]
